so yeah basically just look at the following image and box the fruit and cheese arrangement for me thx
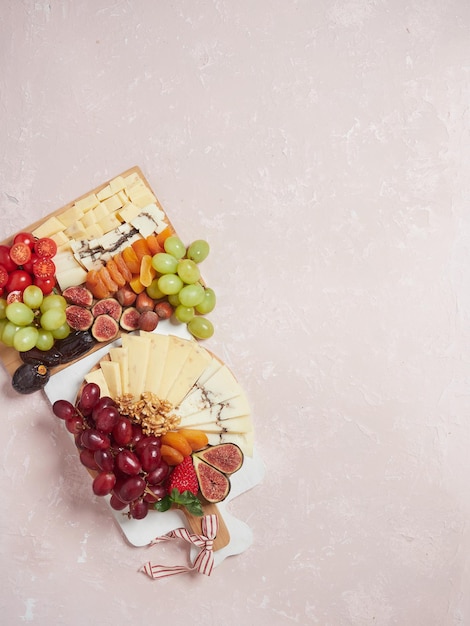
[0,167,217,392]
[0,167,258,556]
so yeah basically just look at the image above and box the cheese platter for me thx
[0,166,264,573]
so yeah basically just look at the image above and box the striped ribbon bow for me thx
[141,514,218,579]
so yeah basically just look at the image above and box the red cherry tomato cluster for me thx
[0,232,58,300]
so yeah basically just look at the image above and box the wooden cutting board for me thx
[0,166,175,379]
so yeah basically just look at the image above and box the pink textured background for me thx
[1,1,470,624]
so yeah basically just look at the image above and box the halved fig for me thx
[194,443,243,475]
[92,314,119,342]
[91,297,122,321]
[65,305,94,331]
[62,285,93,308]
[120,307,140,331]
[192,456,231,503]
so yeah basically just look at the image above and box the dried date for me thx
[20,330,96,367]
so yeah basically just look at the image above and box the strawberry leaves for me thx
[154,488,203,517]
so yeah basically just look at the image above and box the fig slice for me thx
[192,456,231,503]
[194,443,244,475]
[92,314,119,342]
[62,285,93,308]
[120,306,140,331]
[65,305,94,331]
[91,297,122,321]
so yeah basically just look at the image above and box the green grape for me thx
[40,308,67,331]
[6,301,35,326]
[40,294,67,313]
[195,288,216,314]
[23,285,44,309]
[14,326,39,352]
[187,239,210,263]
[174,305,195,323]
[35,328,55,351]
[51,323,71,340]
[1,322,22,347]
[164,236,186,260]
[0,298,7,319]
[151,253,178,274]
[187,316,214,339]
[157,274,184,296]
[178,283,205,307]
[0,318,7,337]
[146,278,166,300]
[167,293,180,307]
[177,259,201,284]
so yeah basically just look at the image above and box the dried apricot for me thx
[146,234,164,256]
[106,258,126,287]
[156,225,174,248]
[113,252,133,283]
[86,269,110,300]
[122,246,141,274]
[139,254,156,287]
[129,275,146,294]
[161,431,192,457]
[160,444,184,466]
[132,238,152,261]
[178,429,209,451]
[99,266,118,294]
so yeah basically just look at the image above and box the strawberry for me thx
[167,456,199,496]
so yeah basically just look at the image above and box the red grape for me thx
[94,449,115,472]
[78,382,101,414]
[79,448,100,471]
[146,461,169,486]
[93,405,120,434]
[65,415,85,434]
[115,475,146,503]
[139,444,161,472]
[135,435,162,455]
[52,399,77,420]
[129,499,149,519]
[143,484,166,502]
[112,418,133,446]
[109,493,127,511]
[115,449,142,476]
[92,471,116,496]
[81,428,110,451]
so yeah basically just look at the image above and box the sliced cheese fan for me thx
[85,331,254,456]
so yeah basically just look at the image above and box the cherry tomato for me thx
[34,276,55,295]
[6,290,23,303]
[6,270,32,293]
[34,237,57,259]
[9,241,32,266]
[32,257,56,279]
[0,265,8,289]
[0,245,17,272]
[14,232,36,250]
[22,252,38,275]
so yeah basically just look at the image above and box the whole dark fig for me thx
[12,363,50,394]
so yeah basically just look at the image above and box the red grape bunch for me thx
[52,382,170,520]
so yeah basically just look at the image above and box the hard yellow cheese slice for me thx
[99,360,122,399]
[142,332,170,396]
[165,342,213,407]
[121,334,151,400]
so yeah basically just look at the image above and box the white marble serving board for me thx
[43,320,264,567]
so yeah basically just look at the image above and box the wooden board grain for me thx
[0,166,176,379]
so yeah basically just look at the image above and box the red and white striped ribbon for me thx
[141,514,218,579]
